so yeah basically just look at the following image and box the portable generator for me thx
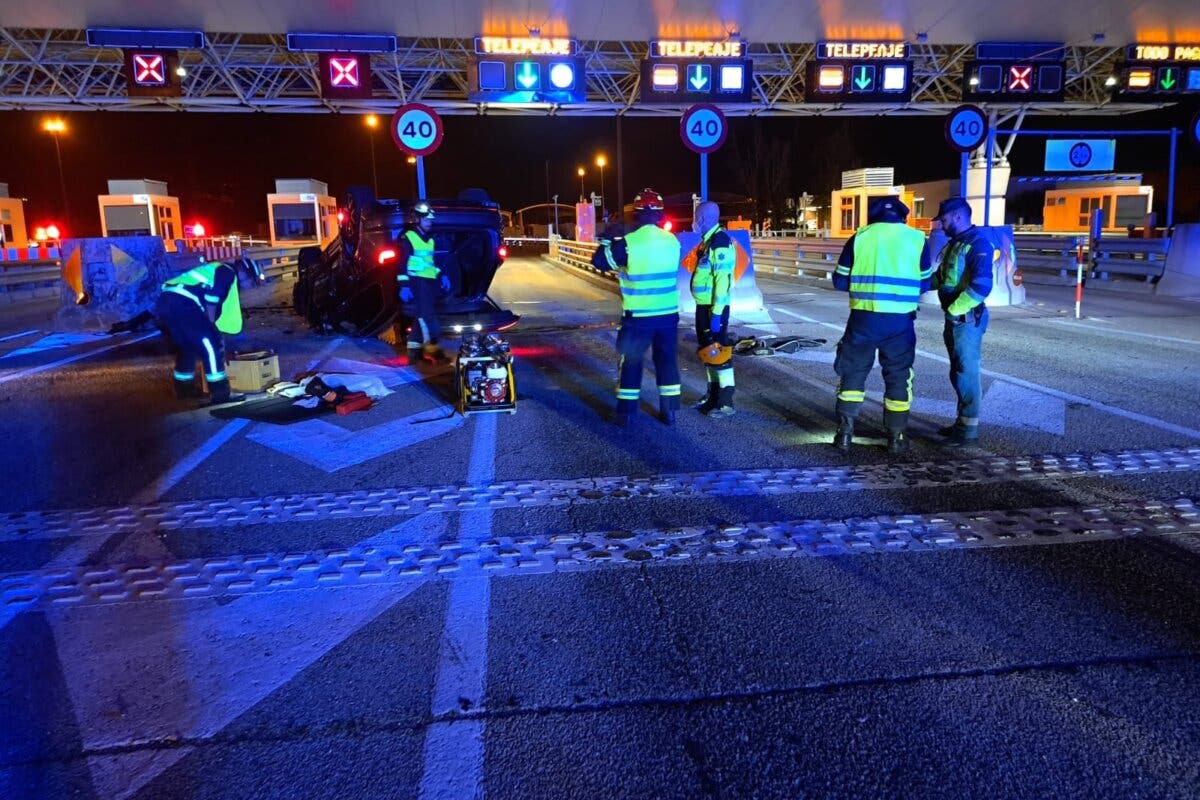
[455,332,516,415]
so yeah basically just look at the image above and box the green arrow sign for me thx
[1160,68,1177,89]
[688,64,710,91]
[515,61,539,89]
[853,66,873,90]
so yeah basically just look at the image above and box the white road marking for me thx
[1051,319,1200,346]
[0,331,159,385]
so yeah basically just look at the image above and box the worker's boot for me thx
[694,381,719,413]
[940,423,979,447]
[887,429,910,454]
[173,373,198,399]
[832,414,855,451]
[207,378,245,405]
[659,397,678,427]
[707,386,736,418]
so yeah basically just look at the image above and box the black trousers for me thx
[155,292,226,382]
[403,276,441,344]
[834,311,915,431]
[616,315,681,414]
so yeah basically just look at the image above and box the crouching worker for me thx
[154,261,243,404]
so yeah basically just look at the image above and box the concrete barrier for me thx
[55,237,177,331]
[1154,224,1200,298]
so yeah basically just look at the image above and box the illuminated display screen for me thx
[1117,43,1200,96]
[468,56,586,103]
[123,49,180,97]
[318,53,373,98]
[806,42,911,102]
[962,43,1065,101]
[474,37,576,56]
[639,40,754,103]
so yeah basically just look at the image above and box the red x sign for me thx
[1008,65,1032,92]
[329,57,360,88]
[133,54,166,85]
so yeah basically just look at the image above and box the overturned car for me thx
[293,187,518,337]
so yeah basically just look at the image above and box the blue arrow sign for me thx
[688,64,710,91]
[515,61,540,89]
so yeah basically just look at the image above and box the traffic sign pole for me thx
[700,152,708,201]
[417,156,427,200]
[1167,127,1177,228]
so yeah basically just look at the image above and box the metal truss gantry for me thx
[0,29,1169,117]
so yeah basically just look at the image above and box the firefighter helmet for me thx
[406,200,435,226]
[697,342,733,366]
[632,189,665,212]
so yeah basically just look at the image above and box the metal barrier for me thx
[750,234,1172,283]
[243,246,302,281]
[548,238,612,282]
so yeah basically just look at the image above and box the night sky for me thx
[1,104,1196,238]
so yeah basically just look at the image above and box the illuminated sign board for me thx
[474,37,576,56]
[817,42,907,60]
[806,41,911,102]
[469,56,586,103]
[318,53,373,98]
[1125,44,1200,61]
[650,40,744,58]
[640,40,754,103]
[962,42,1065,101]
[1116,43,1200,97]
[122,49,180,97]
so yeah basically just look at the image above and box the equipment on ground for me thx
[456,332,516,415]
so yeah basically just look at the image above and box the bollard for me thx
[1074,236,1086,319]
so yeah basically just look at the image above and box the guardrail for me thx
[0,245,303,305]
[750,234,1172,284]
[549,238,613,282]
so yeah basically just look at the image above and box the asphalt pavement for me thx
[1,254,1199,799]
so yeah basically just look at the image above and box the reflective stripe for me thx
[622,270,678,282]
[173,370,195,381]
[884,397,911,412]
[622,285,678,297]
[616,388,640,400]
[837,389,865,402]
[658,384,681,397]
[849,275,923,289]
[404,230,438,279]
[201,337,220,377]
[716,370,735,388]
[163,285,204,309]
[206,371,227,382]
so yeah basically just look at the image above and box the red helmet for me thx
[632,188,665,212]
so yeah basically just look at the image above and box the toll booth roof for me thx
[275,179,329,196]
[107,179,169,196]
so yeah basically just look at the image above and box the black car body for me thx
[293,187,518,337]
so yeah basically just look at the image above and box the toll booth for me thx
[830,168,917,237]
[98,179,183,252]
[0,183,29,248]
[575,202,596,242]
[1038,175,1153,234]
[267,179,338,248]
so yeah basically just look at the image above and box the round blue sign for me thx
[944,105,988,153]
[1068,142,1094,168]
[1192,110,1200,148]
[680,104,727,154]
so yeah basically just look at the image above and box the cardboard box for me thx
[227,352,280,392]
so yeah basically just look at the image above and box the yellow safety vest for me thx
[163,262,242,334]
[621,224,681,317]
[401,229,438,280]
[690,225,736,313]
[846,223,927,314]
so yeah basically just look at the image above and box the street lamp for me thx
[42,118,70,235]
[577,166,586,201]
[364,114,380,195]
[595,154,607,210]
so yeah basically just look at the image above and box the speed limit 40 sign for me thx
[390,103,444,157]
[944,104,988,153]
[680,104,727,154]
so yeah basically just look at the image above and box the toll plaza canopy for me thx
[2,0,1200,114]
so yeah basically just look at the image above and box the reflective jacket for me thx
[619,224,681,318]
[162,261,242,334]
[835,222,929,314]
[933,226,996,316]
[397,229,439,281]
[690,224,735,315]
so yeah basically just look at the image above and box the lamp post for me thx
[577,167,586,202]
[364,114,380,195]
[42,118,70,234]
[595,154,607,210]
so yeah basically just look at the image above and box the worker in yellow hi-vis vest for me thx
[831,196,932,453]
[690,200,737,417]
[155,261,243,404]
[591,188,683,426]
[396,200,452,363]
